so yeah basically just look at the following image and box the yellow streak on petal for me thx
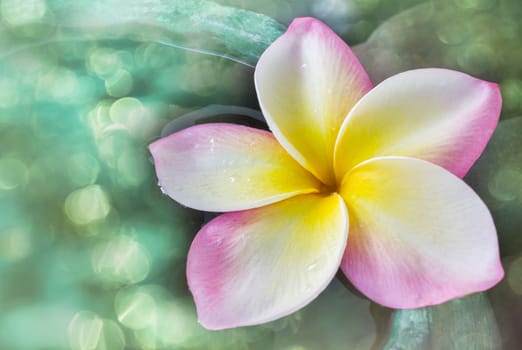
[150,123,322,212]
[334,69,501,181]
[255,18,372,186]
[338,156,503,308]
[188,193,349,329]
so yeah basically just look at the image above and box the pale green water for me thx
[1,0,522,349]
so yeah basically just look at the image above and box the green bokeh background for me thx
[1,0,522,349]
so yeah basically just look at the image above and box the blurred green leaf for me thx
[429,293,501,350]
[465,116,522,256]
[272,278,376,350]
[383,307,430,350]
[1,0,286,67]
[353,0,522,119]
[384,293,501,350]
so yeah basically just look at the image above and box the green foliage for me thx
[384,293,501,350]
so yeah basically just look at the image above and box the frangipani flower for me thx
[149,17,504,330]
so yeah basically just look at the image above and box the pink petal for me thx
[334,68,502,181]
[149,123,321,212]
[255,17,372,186]
[187,193,348,329]
[339,156,503,309]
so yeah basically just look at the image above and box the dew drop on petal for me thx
[159,185,168,195]
[307,256,326,272]
[307,263,318,271]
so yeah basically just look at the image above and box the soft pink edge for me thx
[148,123,285,211]
[344,253,505,310]
[148,122,275,156]
[254,17,373,185]
[187,194,349,330]
[333,69,503,179]
[455,79,502,178]
[339,155,504,309]
[286,17,373,93]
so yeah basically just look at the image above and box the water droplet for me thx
[304,283,314,293]
[159,185,168,195]
[209,137,216,153]
[235,234,247,249]
[301,63,307,69]
[229,176,236,183]
[307,256,326,272]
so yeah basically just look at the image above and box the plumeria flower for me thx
[149,17,504,330]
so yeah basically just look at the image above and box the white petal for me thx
[187,193,348,329]
[335,69,501,181]
[255,17,372,185]
[149,123,320,212]
[339,156,503,308]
